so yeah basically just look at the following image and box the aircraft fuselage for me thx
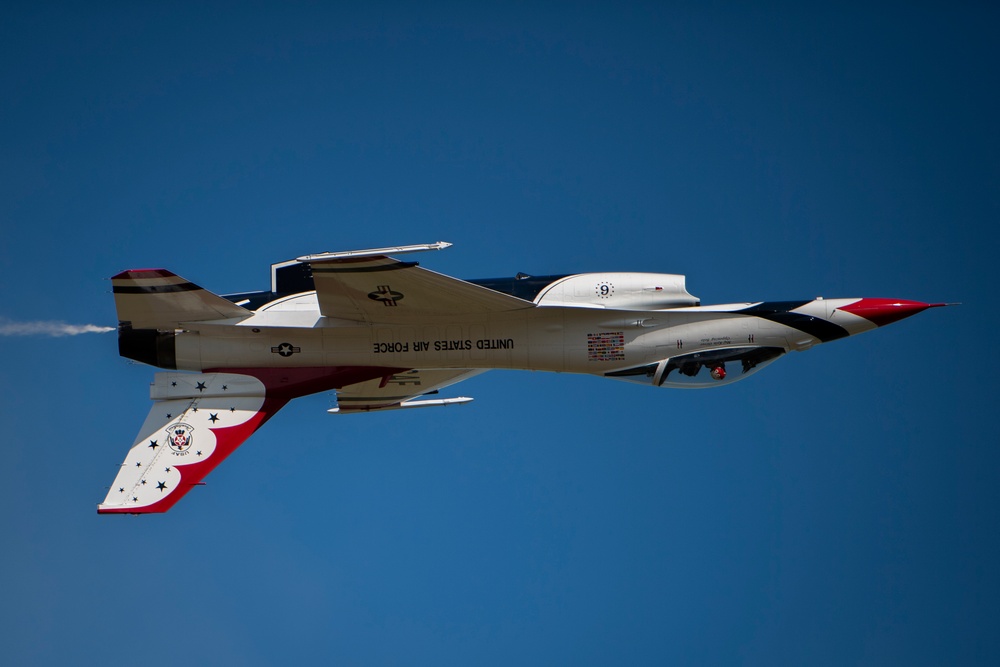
[157,294,877,384]
[100,244,947,513]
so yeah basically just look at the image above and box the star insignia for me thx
[148,440,159,449]
[141,479,146,485]
[135,462,142,467]
[196,451,202,457]
[196,382,207,392]
[192,407,198,413]
[166,413,172,419]
[157,481,167,491]
[230,407,236,412]
[165,467,171,472]
[171,381,177,387]
[271,342,301,357]
[119,488,124,493]
[222,385,228,391]
[132,496,138,502]
[209,413,219,423]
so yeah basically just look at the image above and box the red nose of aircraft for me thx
[838,298,949,327]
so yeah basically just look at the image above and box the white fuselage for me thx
[175,292,873,378]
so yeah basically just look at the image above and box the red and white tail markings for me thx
[99,367,404,514]
[98,373,276,514]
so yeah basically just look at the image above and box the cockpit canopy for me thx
[606,346,785,388]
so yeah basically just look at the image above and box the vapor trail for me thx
[0,319,115,337]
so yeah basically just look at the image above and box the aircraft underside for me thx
[99,242,945,513]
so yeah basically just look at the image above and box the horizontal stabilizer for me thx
[112,269,251,330]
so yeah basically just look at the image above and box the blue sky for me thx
[2,3,997,665]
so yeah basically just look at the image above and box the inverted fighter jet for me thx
[99,242,946,514]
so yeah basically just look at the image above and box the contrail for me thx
[0,319,115,337]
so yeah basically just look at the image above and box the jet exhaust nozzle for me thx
[118,325,177,369]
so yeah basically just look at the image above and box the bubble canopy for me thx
[605,346,786,388]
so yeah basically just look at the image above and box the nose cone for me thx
[837,298,947,327]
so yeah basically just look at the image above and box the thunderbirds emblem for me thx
[166,423,194,453]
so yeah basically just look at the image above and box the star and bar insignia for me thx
[271,342,301,357]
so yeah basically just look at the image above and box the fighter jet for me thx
[99,242,946,514]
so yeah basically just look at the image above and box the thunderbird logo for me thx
[166,423,194,453]
[368,285,403,306]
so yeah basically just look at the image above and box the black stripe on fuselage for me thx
[310,262,418,274]
[112,282,200,294]
[738,301,849,343]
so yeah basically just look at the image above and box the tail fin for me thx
[112,269,251,330]
[98,372,286,514]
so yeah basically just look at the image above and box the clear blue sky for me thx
[2,3,997,665]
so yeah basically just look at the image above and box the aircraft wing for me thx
[331,368,485,413]
[98,372,287,514]
[299,243,534,323]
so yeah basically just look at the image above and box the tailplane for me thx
[112,269,251,330]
